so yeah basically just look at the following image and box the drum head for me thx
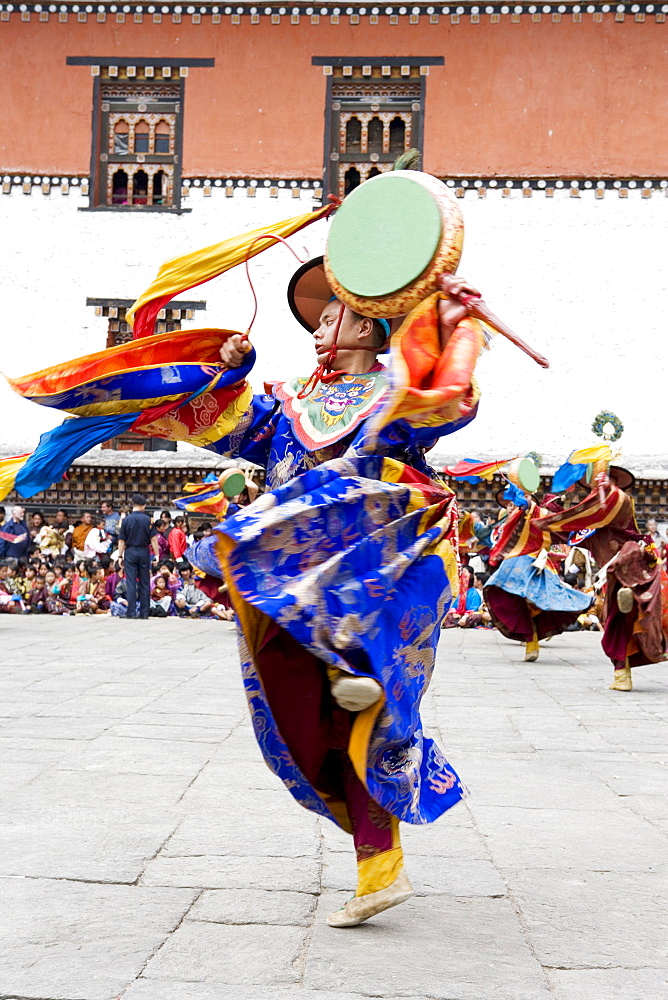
[219,469,247,498]
[516,458,541,493]
[327,173,443,298]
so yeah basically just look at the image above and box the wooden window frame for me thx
[90,75,183,211]
[67,56,214,213]
[313,57,443,202]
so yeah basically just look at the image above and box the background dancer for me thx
[535,465,667,691]
[483,482,593,661]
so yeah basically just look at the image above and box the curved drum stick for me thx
[460,293,550,369]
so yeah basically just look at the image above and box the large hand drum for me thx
[324,170,464,319]
[505,458,541,494]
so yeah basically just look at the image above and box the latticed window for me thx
[317,62,433,200]
[86,297,206,451]
[92,72,181,209]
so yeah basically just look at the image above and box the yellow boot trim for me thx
[610,664,633,691]
[356,848,404,897]
[524,633,540,661]
[355,816,402,896]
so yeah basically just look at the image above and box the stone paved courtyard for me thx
[0,617,667,1000]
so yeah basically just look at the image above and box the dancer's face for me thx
[313,300,376,363]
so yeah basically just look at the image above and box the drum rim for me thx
[324,170,464,319]
[326,172,444,299]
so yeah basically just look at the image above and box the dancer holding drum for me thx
[183,169,548,926]
[1,166,549,925]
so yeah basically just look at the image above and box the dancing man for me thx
[484,484,594,661]
[185,259,490,926]
[532,467,667,690]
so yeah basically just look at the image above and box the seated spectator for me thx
[38,522,67,559]
[83,516,112,560]
[151,520,171,562]
[0,506,31,561]
[76,566,110,615]
[159,511,174,537]
[0,562,24,613]
[105,560,122,602]
[30,511,47,542]
[464,574,485,612]
[11,561,33,601]
[210,601,235,621]
[52,509,74,555]
[152,561,179,598]
[71,512,94,565]
[150,575,173,617]
[174,566,214,616]
[110,574,131,617]
[49,565,79,615]
[28,569,53,614]
[100,500,121,548]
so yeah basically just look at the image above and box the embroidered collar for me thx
[274,364,387,451]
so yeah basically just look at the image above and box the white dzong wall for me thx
[1,185,667,473]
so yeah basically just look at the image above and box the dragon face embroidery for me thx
[274,369,388,451]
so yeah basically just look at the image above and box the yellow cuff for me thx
[356,846,404,897]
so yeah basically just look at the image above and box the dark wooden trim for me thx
[67,56,215,67]
[321,76,333,206]
[89,76,101,206]
[312,56,444,66]
[173,78,185,210]
[417,75,426,158]
[86,297,206,308]
[79,206,192,214]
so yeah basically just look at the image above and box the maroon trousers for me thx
[257,623,394,861]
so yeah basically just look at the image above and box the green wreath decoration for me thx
[525,451,542,468]
[592,410,624,442]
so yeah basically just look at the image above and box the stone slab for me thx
[162,800,319,859]
[0,813,178,882]
[188,888,316,925]
[547,968,668,999]
[142,921,307,985]
[508,867,668,968]
[305,893,552,1000]
[57,734,214,775]
[459,755,624,810]
[471,805,667,872]
[123,985,429,1000]
[141,854,321,893]
[0,878,196,1000]
[5,766,194,808]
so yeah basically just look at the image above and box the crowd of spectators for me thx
[0,501,233,621]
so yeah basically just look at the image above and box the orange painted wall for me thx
[1,17,667,177]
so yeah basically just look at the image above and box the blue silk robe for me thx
[184,341,482,832]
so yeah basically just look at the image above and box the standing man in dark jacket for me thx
[0,506,30,560]
[118,494,152,619]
